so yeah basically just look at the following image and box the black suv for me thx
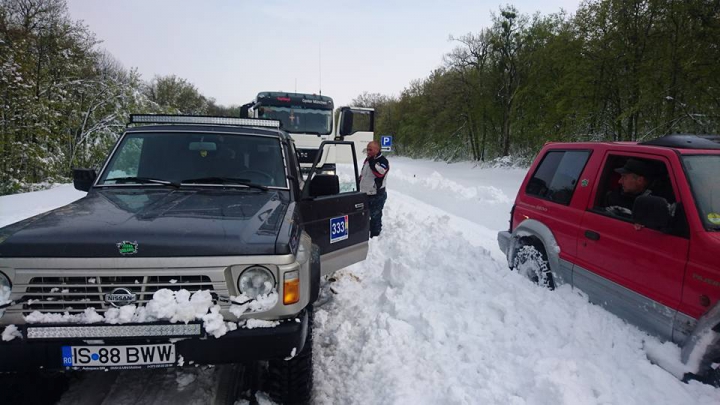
[0,115,370,404]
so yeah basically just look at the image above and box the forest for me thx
[0,0,236,194]
[358,0,720,163]
[2,0,719,194]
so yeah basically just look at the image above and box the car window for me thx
[107,137,143,178]
[594,155,677,219]
[525,150,590,205]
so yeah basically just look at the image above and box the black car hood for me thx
[0,188,290,257]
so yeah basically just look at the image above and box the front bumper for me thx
[0,309,308,372]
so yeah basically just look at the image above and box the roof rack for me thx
[128,114,281,128]
[639,134,720,150]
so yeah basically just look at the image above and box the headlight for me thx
[0,271,12,316]
[237,266,275,299]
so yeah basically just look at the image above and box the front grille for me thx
[21,275,215,315]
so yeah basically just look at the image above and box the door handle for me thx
[584,230,600,241]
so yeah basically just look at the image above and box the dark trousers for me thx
[368,191,387,237]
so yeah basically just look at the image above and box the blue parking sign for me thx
[330,215,349,243]
[380,135,392,152]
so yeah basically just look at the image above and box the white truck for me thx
[240,92,374,172]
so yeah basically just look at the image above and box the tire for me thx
[513,240,555,290]
[213,364,246,405]
[265,307,314,404]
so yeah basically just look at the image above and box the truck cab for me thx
[241,92,374,172]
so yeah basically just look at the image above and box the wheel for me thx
[265,308,314,404]
[513,240,555,290]
[212,364,246,405]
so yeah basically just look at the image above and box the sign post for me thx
[380,135,393,152]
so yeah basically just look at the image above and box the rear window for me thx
[525,150,591,205]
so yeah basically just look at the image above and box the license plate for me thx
[330,215,349,243]
[61,344,176,370]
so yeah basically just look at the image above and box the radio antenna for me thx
[319,43,322,96]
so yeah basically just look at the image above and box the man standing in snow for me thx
[359,141,389,238]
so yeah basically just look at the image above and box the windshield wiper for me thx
[180,177,268,191]
[105,176,180,188]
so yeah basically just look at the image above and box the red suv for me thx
[498,134,720,385]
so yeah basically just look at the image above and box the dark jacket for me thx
[605,188,652,217]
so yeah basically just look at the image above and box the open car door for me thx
[299,141,369,276]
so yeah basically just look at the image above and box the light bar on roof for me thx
[130,114,280,128]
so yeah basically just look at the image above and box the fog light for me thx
[283,270,300,305]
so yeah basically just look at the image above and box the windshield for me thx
[258,106,332,135]
[98,132,287,188]
[683,155,720,230]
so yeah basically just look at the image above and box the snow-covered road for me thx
[1,157,718,404]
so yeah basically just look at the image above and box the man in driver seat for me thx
[605,158,655,217]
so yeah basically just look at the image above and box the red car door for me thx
[573,152,689,341]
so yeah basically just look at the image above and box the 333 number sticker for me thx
[330,215,349,243]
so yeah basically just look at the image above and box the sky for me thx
[66,0,582,107]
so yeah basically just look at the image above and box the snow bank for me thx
[392,168,511,204]
[387,157,525,240]
[0,184,86,228]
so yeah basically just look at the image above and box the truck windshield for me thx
[683,155,720,230]
[98,132,288,188]
[258,106,332,135]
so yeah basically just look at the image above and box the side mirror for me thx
[633,195,671,231]
[339,109,374,138]
[73,168,97,192]
[309,174,340,197]
[239,103,251,118]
